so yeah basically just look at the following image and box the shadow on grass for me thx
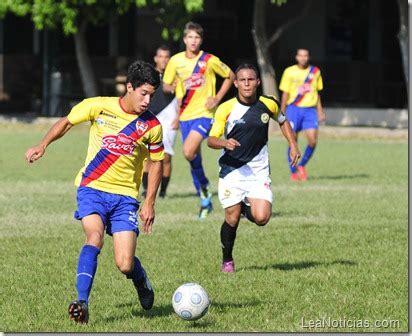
[240,259,357,272]
[310,174,370,180]
[101,302,174,322]
[162,192,197,199]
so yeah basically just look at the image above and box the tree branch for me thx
[267,0,313,48]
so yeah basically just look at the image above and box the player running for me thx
[25,61,164,323]
[279,48,325,181]
[142,45,179,198]
[207,64,300,273]
[163,21,235,219]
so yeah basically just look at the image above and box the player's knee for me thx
[115,256,134,274]
[254,215,270,226]
[183,149,195,161]
[86,232,104,249]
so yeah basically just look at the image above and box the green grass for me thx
[0,123,408,332]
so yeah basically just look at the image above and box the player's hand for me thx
[318,109,326,123]
[139,203,155,234]
[224,138,241,151]
[289,146,300,167]
[205,97,219,110]
[171,117,179,130]
[25,145,45,163]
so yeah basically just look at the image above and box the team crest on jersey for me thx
[102,133,136,156]
[198,60,207,69]
[261,113,270,124]
[135,120,149,136]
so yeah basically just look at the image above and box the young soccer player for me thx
[163,21,235,219]
[25,61,164,323]
[142,45,179,198]
[207,64,300,273]
[279,48,325,181]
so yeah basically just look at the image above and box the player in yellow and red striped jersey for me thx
[25,61,163,324]
[163,21,235,219]
[279,48,325,181]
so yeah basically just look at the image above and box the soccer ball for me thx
[172,283,210,321]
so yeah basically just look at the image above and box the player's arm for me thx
[317,95,325,122]
[162,58,177,94]
[207,136,240,150]
[280,91,289,114]
[279,120,300,167]
[140,159,162,234]
[25,117,73,163]
[205,71,235,110]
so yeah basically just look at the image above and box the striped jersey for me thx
[67,97,164,198]
[163,50,232,121]
[279,64,323,107]
[209,95,285,179]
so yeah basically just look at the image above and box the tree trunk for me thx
[252,0,278,97]
[74,19,99,97]
[397,0,408,87]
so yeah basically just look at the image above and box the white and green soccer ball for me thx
[172,283,210,321]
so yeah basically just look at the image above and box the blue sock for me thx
[299,145,316,167]
[76,245,100,303]
[126,256,145,286]
[190,154,209,191]
[190,170,201,195]
[287,147,297,173]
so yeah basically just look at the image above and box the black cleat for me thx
[135,268,154,310]
[68,300,89,324]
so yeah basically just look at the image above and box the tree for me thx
[0,0,203,98]
[396,0,408,87]
[251,0,313,97]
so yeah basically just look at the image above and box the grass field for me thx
[0,122,408,332]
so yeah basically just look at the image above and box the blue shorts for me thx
[74,186,139,236]
[286,105,318,133]
[180,117,212,142]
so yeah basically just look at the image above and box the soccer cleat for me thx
[159,190,166,199]
[68,300,89,324]
[290,172,300,181]
[198,185,213,220]
[297,166,308,181]
[221,260,235,273]
[134,268,154,310]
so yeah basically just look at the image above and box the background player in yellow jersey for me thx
[163,21,235,219]
[207,64,300,273]
[25,61,163,324]
[279,48,325,181]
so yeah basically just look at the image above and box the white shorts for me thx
[218,176,273,209]
[156,98,178,156]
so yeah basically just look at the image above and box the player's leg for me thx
[297,107,319,181]
[244,178,273,226]
[69,187,107,324]
[285,105,301,181]
[221,204,241,273]
[141,159,150,197]
[218,177,244,273]
[159,153,172,198]
[110,195,154,310]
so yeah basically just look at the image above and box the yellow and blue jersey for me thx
[67,97,164,199]
[163,50,232,121]
[279,65,323,107]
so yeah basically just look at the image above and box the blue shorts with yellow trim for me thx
[286,105,318,133]
[180,117,212,141]
[74,186,139,236]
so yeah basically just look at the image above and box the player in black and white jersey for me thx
[142,45,178,198]
[207,63,300,273]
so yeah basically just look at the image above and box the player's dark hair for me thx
[235,63,260,78]
[156,44,171,55]
[296,48,310,55]
[126,60,160,90]
[184,21,204,38]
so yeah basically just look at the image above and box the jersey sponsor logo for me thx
[96,118,105,125]
[233,119,246,125]
[135,120,149,136]
[99,111,117,119]
[223,189,231,197]
[261,113,270,124]
[184,73,205,89]
[101,133,136,156]
[297,83,311,95]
